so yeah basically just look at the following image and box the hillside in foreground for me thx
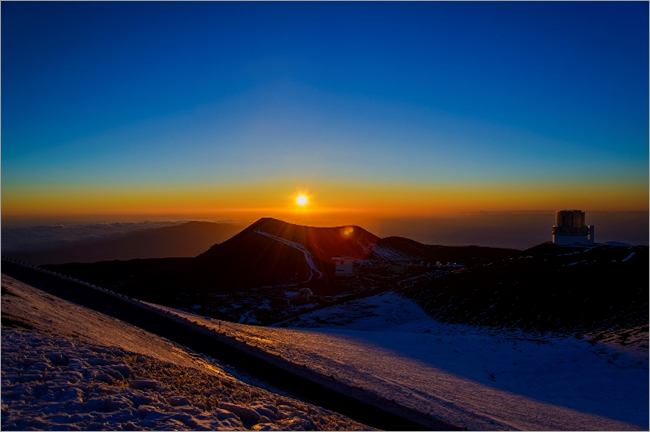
[0,274,370,431]
[149,291,648,431]
[3,253,647,430]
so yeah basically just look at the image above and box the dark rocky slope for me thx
[401,243,648,333]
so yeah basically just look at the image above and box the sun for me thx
[296,195,308,206]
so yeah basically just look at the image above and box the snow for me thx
[586,325,649,361]
[254,230,323,281]
[238,309,259,324]
[4,257,646,431]
[153,291,648,431]
[1,274,370,431]
[561,251,578,256]
[367,244,411,262]
[622,251,636,262]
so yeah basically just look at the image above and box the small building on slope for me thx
[332,256,355,276]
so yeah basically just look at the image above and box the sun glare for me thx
[296,195,308,206]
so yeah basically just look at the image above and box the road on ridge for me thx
[1,261,459,431]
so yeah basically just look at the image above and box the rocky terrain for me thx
[401,242,649,333]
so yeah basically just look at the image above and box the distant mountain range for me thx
[4,221,245,265]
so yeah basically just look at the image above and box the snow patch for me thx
[153,292,648,431]
[622,251,636,262]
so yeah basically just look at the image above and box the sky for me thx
[2,2,648,236]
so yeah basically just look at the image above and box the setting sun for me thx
[296,195,308,206]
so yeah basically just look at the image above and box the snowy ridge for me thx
[254,230,324,281]
[368,244,412,262]
[622,251,636,261]
[1,274,370,431]
[150,293,648,431]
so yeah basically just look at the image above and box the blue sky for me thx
[2,1,648,222]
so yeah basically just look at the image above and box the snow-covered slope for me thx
[154,291,648,431]
[0,274,370,431]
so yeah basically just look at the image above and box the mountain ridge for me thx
[42,218,516,296]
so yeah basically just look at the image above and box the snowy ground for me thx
[155,291,648,431]
[0,274,371,431]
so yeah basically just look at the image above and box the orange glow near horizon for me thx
[2,177,648,224]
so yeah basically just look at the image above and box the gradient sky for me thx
[2,2,648,225]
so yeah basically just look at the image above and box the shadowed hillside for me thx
[401,243,649,333]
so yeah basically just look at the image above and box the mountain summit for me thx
[185,218,379,293]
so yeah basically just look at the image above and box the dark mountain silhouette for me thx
[42,218,522,324]
[117,218,381,296]
[44,218,519,298]
[182,217,379,293]
[197,217,380,263]
[401,242,649,333]
[378,236,516,266]
[5,221,245,265]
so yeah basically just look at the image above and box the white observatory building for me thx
[332,256,355,276]
[552,210,595,245]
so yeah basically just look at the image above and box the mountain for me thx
[184,217,380,293]
[45,218,382,297]
[4,221,245,265]
[401,242,649,333]
[44,218,518,296]
[42,218,518,324]
[374,236,517,266]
